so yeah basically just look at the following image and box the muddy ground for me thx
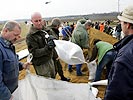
[16,28,118,100]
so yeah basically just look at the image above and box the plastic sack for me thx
[87,60,97,81]
[12,73,101,100]
[16,49,29,60]
[89,79,108,86]
[54,40,85,65]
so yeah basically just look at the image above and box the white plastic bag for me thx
[54,40,86,65]
[16,49,29,60]
[13,73,100,100]
[87,60,97,81]
[89,79,108,86]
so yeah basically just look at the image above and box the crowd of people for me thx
[93,19,123,40]
[0,5,133,100]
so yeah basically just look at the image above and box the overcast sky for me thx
[0,0,132,21]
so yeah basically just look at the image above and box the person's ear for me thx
[4,28,8,32]
[128,23,132,29]
[127,23,130,29]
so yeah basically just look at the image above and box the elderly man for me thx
[104,5,133,100]
[0,21,30,100]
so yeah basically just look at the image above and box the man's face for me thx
[120,21,129,36]
[5,26,21,43]
[31,15,43,30]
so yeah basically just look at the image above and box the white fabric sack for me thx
[87,60,97,81]
[54,40,86,65]
[16,49,29,60]
[89,79,108,86]
[13,73,101,100]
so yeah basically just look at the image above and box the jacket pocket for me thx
[3,59,19,81]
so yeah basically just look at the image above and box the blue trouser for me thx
[68,64,82,75]
[94,50,116,82]
[115,32,121,40]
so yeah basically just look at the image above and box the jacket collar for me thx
[113,34,133,51]
[29,24,42,34]
[0,37,12,48]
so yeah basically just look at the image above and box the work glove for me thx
[47,35,56,49]
[47,35,56,41]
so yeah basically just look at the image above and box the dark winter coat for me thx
[26,25,53,66]
[104,34,133,100]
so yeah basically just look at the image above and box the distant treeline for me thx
[0,12,120,24]
[43,12,119,22]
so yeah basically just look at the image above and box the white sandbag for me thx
[90,86,99,97]
[17,40,85,64]
[13,73,101,100]
[89,79,108,86]
[16,49,29,60]
[13,74,37,100]
[54,40,86,65]
[87,60,97,81]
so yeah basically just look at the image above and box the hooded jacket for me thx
[71,22,89,49]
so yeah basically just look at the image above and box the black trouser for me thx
[53,59,64,78]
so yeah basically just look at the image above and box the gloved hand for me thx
[48,35,56,41]
[47,37,56,49]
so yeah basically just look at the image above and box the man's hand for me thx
[47,36,56,49]
[48,35,56,41]
[23,62,31,69]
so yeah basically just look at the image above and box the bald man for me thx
[26,12,56,78]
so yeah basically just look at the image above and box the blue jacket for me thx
[0,37,23,100]
[104,34,133,100]
[61,26,72,37]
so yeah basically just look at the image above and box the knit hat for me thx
[77,19,87,24]
[117,5,133,24]
[51,18,61,27]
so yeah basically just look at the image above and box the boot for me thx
[61,76,71,82]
